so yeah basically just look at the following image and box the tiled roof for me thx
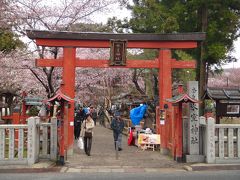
[167,93,199,104]
[204,87,240,100]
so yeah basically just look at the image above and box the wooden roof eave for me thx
[166,94,199,104]
[204,87,240,101]
[26,30,206,42]
[223,89,231,99]
[45,91,74,103]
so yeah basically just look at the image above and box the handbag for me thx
[84,131,92,138]
[84,121,92,138]
[77,137,84,149]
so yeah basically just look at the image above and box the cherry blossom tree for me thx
[0,49,48,115]
[3,0,132,102]
[208,68,240,88]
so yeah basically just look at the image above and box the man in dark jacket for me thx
[110,111,124,151]
[74,106,85,140]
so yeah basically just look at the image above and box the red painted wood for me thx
[76,59,159,68]
[171,59,196,69]
[175,103,183,159]
[155,106,160,133]
[172,106,178,157]
[128,41,197,49]
[63,102,69,156]
[12,112,20,124]
[36,39,197,49]
[36,58,195,69]
[34,37,199,157]
[59,104,65,157]
[158,49,173,150]
[1,115,13,120]
[76,59,108,68]
[36,59,63,67]
[21,100,27,124]
[36,59,159,68]
[62,47,76,152]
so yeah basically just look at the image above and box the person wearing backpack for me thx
[110,111,124,151]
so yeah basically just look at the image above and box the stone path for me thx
[64,124,185,172]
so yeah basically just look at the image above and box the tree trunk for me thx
[198,2,208,116]
[132,69,145,95]
[145,69,154,99]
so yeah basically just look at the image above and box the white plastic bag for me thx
[77,137,84,150]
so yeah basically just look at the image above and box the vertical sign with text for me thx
[187,81,200,155]
[110,40,127,66]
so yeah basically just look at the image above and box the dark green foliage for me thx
[27,106,39,117]
[0,30,23,52]
[125,0,240,67]
[129,0,179,33]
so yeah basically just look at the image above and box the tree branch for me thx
[132,69,145,95]
[24,65,48,92]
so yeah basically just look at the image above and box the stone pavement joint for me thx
[189,164,240,171]
[63,167,185,173]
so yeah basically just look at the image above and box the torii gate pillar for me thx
[62,47,76,155]
[158,49,172,154]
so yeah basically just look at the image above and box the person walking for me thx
[90,106,98,125]
[74,106,85,140]
[80,113,95,156]
[110,111,124,151]
[98,107,104,126]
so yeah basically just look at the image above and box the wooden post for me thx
[62,47,76,155]
[59,102,65,164]
[21,99,27,124]
[175,103,183,162]
[172,104,179,159]
[158,49,172,154]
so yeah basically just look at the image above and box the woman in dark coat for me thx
[74,107,85,139]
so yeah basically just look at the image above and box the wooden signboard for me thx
[138,134,160,145]
[110,40,127,66]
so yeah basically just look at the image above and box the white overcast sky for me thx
[223,39,240,68]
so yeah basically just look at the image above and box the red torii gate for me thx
[27,30,205,155]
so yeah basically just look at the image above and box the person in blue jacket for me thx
[110,111,124,151]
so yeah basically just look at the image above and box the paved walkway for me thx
[63,124,185,172]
